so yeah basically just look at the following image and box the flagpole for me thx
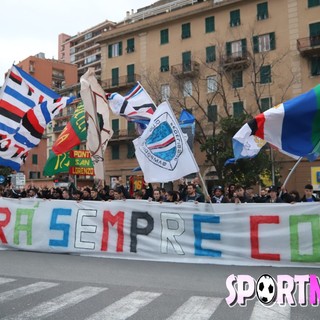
[198,172,212,204]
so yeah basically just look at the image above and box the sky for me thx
[0,0,156,81]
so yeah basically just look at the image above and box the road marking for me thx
[250,302,291,320]
[2,286,107,320]
[166,296,222,320]
[0,277,16,285]
[86,291,162,320]
[0,281,58,302]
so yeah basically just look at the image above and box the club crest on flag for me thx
[139,111,183,171]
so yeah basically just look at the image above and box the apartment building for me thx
[16,54,78,183]
[91,0,320,192]
[58,20,116,81]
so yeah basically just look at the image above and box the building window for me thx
[112,119,119,136]
[127,142,135,159]
[32,154,38,165]
[208,105,217,122]
[111,68,119,86]
[160,56,169,72]
[207,75,217,93]
[230,9,240,27]
[233,101,244,117]
[161,84,170,101]
[260,65,272,84]
[226,39,247,58]
[232,71,243,88]
[127,64,135,83]
[128,121,135,135]
[127,38,135,53]
[253,33,276,53]
[308,0,320,8]
[182,51,191,72]
[183,80,192,97]
[206,46,216,63]
[181,23,191,39]
[111,145,120,160]
[310,22,320,46]
[311,56,320,76]
[160,29,169,44]
[29,171,40,179]
[205,16,215,33]
[257,2,268,20]
[108,42,122,58]
[261,97,273,111]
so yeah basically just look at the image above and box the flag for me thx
[43,150,71,176]
[80,68,113,180]
[0,65,73,171]
[107,81,156,123]
[133,101,199,183]
[52,102,87,155]
[232,85,320,161]
[0,65,59,137]
[179,109,195,151]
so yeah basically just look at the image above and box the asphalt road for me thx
[0,250,319,319]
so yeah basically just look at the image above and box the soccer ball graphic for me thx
[256,274,277,305]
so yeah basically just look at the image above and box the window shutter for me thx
[253,36,259,53]
[241,39,247,55]
[226,42,232,56]
[269,32,276,50]
[118,42,122,55]
[205,16,215,33]
[108,45,112,58]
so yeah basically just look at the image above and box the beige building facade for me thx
[92,0,320,193]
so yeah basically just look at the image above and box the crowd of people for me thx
[0,176,318,204]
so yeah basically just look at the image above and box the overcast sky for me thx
[0,0,155,81]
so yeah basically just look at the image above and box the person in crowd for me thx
[245,186,256,202]
[152,188,163,202]
[183,183,205,203]
[211,186,229,203]
[61,189,72,200]
[51,188,62,199]
[134,190,144,199]
[265,185,284,203]
[81,187,92,200]
[27,188,38,199]
[254,188,269,203]
[232,185,254,203]
[141,183,153,200]
[71,190,82,201]
[226,184,236,202]
[301,184,319,202]
[165,190,178,203]
[90,188,102,201]
[113,187,128,200]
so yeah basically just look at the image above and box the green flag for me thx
[43,151,71,176]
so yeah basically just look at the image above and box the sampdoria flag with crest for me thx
[232,85,320,162]
[80,68,113,180]
[107,82,156,123]
[0,65,73,171]
[133,101,199,182]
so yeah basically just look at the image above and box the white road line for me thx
[166,296,222,320]
[86,291,162,320]
[2,286,107,320]
[0,281,59,302]
[0,277,15,285]
[250,302,291,320]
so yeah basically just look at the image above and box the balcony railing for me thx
[171,61,200,79]
[222,51,250,71]
[101,74,141,91]
[297,36,320,56]
[110,129,138,141]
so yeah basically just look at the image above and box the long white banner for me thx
[0,198,319,267]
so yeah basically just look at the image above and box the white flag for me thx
[80,68,113,180]
[133,101,199,182]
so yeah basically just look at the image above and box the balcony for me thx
[101,74,141,92]
[171,61,200,79]
[297,36,320,57]
[110,129,138,142]
[53,125,66,133]
[222,51,250,71]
